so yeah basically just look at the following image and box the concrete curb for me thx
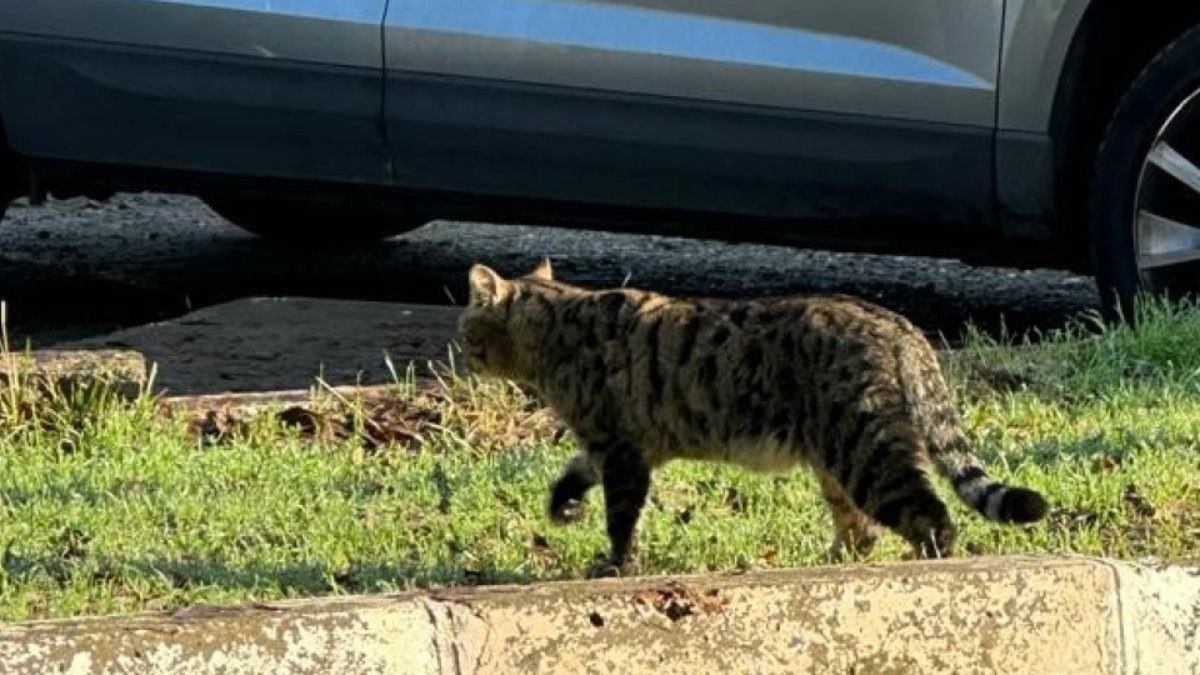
[0,556,1196,674]
[0,349,147,398]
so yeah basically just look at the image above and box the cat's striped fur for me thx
[459,259,1048,576]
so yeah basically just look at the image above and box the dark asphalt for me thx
[0,193,1101,348]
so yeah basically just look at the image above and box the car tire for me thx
[1090,24,1200,322]
[204,196,428,244]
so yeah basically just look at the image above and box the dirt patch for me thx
[180,385,446,452]
[168,377,566,457]
[632,581,728,622]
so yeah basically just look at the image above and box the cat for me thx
[458,259,1048,577]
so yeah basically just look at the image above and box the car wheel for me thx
[204,196,428,244]
[1091,25,1200,321]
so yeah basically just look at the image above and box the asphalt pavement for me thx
[0,192,1100,375]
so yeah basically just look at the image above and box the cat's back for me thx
[579,288,924,375]
[646,291,923,355]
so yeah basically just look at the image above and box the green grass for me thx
[1,298,1200,621]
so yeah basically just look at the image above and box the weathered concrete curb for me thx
[0,556,1197,674]
[0,349,147,398]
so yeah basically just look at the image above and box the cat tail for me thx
[926,429,1048,524]
[899,346,1049,524]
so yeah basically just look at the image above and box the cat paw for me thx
[550,498,586,525]
[826,534,878,564]
[586,553,634,579]
[586,561,625,579]
[824,543,851,565]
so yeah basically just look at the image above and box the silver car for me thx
[0,2,1198,317]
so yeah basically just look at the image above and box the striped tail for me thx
[932,436,1048,523]
[899,342,1048,524]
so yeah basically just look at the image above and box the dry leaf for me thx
[1093,455,1120,473]
[759,545,779,565]
[529,533,555,560]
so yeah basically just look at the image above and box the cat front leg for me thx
[588,439,651,578]
[548,451,600,525]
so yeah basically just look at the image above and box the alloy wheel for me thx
[1133,88,1200,293]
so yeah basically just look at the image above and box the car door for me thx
[383,1,1004,227]
[0,0,389,185]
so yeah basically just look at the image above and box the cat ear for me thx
[530,257,554,281]
[468,264,511,305]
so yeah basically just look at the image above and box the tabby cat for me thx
[458,259,1048,577]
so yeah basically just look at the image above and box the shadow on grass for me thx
[1,483,108,509]
[977,435,1119,467]
[121,556,539,596]
[2,547,539,599]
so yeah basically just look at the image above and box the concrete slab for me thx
[65,298,461,396]
[1,556,1196,674]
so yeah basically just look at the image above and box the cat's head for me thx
[458,258,556,380]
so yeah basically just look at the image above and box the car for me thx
[1,2,1199,318]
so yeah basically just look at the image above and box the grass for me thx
[0,299,1199,621]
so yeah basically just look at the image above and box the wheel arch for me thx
[1047,1,1200,271]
